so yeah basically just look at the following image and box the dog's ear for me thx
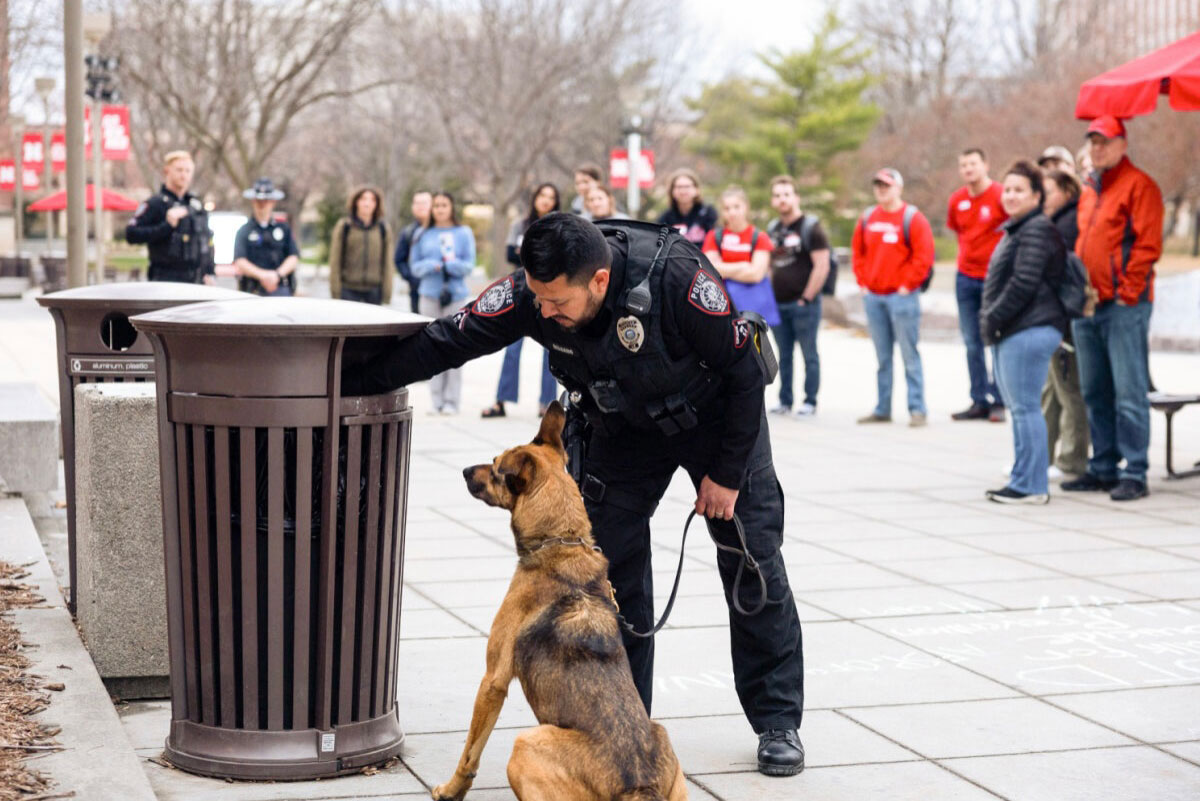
[532,401,566,455]
[497,450,535,496]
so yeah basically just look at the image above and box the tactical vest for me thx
[165,196,212,280]
[540,222,723,437]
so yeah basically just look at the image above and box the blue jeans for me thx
[994,325,1062,494]
[863,292,926,416]
[496,338,557,406]
[1072,301,1152,482]
[771,298,821,408]
[956,272,1002,407]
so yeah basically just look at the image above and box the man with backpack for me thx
[765,175,831,418]
[852,168,936,427]
[394,190,432,313]
[345,213,806,777]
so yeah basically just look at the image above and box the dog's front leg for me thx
[431,674,509,800]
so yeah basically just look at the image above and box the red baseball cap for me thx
[1086,115,1127,139]
[872,168,903,187]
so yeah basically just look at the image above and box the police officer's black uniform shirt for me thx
[347,231,766,489]
[233,217,300,294]
[125,184,215,282]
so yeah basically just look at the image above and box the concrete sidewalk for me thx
[2,288,1199,800]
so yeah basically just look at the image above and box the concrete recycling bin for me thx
[38,282,251,613]
[130,297,428,780]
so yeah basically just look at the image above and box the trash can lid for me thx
[37,282,250,311]
[130,297,432,338]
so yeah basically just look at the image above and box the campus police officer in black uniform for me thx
[346,213,805,776]
[232,178,300,296]
[125,150,215,284]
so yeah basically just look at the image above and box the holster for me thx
[740,311,779,384]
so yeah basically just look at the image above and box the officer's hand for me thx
[260,270,280,292]
[166,207,189,227]
[696,476,738,521]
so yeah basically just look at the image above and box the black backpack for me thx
[767,215,838,296]
[1055,251,1094,319]
[859,203,933,292]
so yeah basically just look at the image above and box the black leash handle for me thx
[616,510,769,639]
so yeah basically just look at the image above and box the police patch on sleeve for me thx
[688,270,730,316]
[472,276,515,317]
[732,317,751,349]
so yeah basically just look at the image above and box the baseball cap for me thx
[872,168,903,187]
[1038,145,1076,169]
[1086,115,1127,140]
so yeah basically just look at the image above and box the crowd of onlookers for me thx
[328,114,1162,504]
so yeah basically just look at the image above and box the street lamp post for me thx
[83,12,113,284]
[622,115,646,218]
[35,77,56,252]
[12,114,25,263]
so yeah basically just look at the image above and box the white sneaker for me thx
[1047,465,1064,480]
[768,404,792,415]
[426,407,443,417]
[794,403,816,418]
[441,405,459,416]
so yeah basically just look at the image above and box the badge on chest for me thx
[616,315,645,352]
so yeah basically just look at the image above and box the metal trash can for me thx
[130,297,428,780]
[38,282,250,613]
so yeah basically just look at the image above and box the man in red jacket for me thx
[852,168,936,427]
[947,148,1009,423]
[1062,116,1163,502]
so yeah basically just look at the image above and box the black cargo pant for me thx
[581,416,804,733]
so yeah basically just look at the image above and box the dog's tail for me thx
[615,789,666,801]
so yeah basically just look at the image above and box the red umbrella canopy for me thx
[27,185,140,212]
[1076,31,1200,119]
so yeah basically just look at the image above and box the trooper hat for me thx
[243,177,285,201]
[872,167,903,188]
[1038,145,1076,170]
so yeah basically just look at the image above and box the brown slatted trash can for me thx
[38,283,251,614]
[130,297,428,780]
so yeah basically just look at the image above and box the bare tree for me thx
[109,0,387,203]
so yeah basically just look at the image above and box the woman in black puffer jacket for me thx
[980,160,1069,505]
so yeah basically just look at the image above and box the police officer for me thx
[232,178,300,296]
[125,150,215,284]
[346,213,805,776]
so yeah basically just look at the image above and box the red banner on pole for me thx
[21,132,45,173]
[83,105,132,161]
[51,131,66,173]
[609,148,656,189]
[0,160,41,191]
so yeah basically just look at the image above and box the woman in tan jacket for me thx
[330,186,395,305]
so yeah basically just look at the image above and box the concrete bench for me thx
[1149,391,1200,480]
[0,382,58,493]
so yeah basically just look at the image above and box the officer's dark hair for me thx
[960,147,987,162]
[432,191,458,226]
[525,182,561,225]
[347,186,384,225]
[1004,159,1044,203]
[521,212,611,285]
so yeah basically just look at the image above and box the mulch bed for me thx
[0,560,69,801]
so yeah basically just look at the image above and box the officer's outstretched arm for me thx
[342,274,535,396]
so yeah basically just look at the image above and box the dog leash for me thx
[612,510,769,640]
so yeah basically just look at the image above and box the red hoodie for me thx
[852,204,936,294]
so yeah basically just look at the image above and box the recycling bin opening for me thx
[100,312,139,351]
[130,297,429,780]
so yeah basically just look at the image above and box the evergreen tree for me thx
[686,10,880,229]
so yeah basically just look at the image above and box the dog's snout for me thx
[463,466,473,480]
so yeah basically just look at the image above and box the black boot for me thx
[757,729,805,776]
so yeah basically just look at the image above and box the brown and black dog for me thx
[433,401,686,801]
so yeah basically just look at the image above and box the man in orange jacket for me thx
[852,168,936,427]
[1062,116,1162,502]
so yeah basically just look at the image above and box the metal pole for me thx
[36,77,55,252]
[626,125,641,219]
[91,95,104,282]
[13,116,24,264]
[64,0,87,289]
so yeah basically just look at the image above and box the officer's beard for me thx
[553,287,606,332]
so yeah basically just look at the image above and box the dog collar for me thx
[518,536,595,556]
